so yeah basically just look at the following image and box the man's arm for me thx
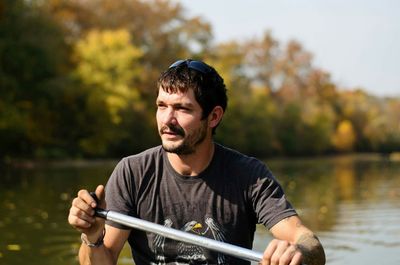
[68,185,131,265]
[262,215,325,265]
[79,225,130,265]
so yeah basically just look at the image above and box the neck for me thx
[167,140,215,176]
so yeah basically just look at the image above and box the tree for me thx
[332,120,356,152]
[72,28,145,155]
[0,0,70,158]
[42,0,213,98]
[243,31,280,94]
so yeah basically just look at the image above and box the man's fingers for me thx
[262,240,302,265]
[69,205,96,223]
[68,206,96,232]
[68,213,92,229]
[278,244,301,265]
[288,251,302,265]
[95,185,106,208]
[72,197,95,216]
[78,189,97,208]
[262,239,278,264]
[68,186,106,236]
[270,241,289,265]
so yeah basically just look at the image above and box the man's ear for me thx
[208,106,224,129]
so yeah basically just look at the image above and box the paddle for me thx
[90,192,263,262]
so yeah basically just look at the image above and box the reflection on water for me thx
[254,155,400,265]
[0,155,399,265]
[0,161,115,265]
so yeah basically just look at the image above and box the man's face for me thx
[156,88,209,155]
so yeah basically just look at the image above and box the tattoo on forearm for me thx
[296,233,326,265]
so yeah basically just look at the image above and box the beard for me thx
[160,120,208,155]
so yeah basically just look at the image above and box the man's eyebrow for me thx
[173,102,195,108]
[156,100,194,108]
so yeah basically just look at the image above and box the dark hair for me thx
[157,59,228,134]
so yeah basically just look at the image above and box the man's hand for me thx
[260,239,302,265]
[267,216,326,265]
[68,185,106,242]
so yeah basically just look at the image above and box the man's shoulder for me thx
[122,146,164,161]
[215,143,272,181]
[115,146,164,171]
[216,143,265,167]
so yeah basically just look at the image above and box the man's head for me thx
[156,59,228,154]
[157,59,227,125]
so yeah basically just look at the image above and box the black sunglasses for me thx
[168,59,212,74]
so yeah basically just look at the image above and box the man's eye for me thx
[178,106,190,111]
[157,104,166,109]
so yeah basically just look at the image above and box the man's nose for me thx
[162,108,178,125]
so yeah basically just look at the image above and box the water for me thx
[0,155,399,264]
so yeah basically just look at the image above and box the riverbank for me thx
[2,158,119,169]
[4,151,400,170]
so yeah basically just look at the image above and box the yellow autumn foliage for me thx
[74,29,143,123]
[332,120,356,152]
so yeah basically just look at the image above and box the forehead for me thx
[156,87,198,105]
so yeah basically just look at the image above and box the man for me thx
[68,59,325,265]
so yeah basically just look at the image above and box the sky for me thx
[177,0,400,97]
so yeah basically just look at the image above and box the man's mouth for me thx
[160,125,185,137]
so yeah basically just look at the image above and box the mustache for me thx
[160,124,185,137]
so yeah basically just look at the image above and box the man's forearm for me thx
[79,243,115,265]
[296,233,326,265]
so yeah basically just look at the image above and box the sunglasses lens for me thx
[187,61,211,74]
[168,60,212,74]
[169,59,186,68]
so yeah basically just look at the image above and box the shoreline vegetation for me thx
[1,0,399,161]
[3,158,119,169]
[5,152,400,170]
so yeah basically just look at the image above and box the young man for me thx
[68,59,325,265]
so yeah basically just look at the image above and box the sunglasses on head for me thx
[168,59,212,74]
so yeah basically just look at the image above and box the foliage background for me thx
[1,0,399,160]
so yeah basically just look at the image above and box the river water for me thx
[0,155,399,264]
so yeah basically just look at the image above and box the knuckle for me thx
[72,197,79,205]
[67,215,73,225]
[68,215,78,226]
[77,210,85,218]
[77,189,87,197]
[68,207,75,217]
[280,255,290,264]
[70,205,82,216]
[280,240,289,247]
[271,254,279,264]
[296,251,303,260]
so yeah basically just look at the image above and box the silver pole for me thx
[95,209,263,262]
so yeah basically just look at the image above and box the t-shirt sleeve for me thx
[250,164,297,230]
[105,158,136,229]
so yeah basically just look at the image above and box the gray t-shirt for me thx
[105,143,297,265]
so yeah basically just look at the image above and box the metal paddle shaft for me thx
[93,208,263,262]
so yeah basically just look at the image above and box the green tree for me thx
[72,28,147,155]
[363,98,400,152]
[0,0,71,158]
[43,0,213,99]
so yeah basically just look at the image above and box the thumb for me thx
[95,184,106,209]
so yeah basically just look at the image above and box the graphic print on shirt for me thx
[153,218,227,265]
